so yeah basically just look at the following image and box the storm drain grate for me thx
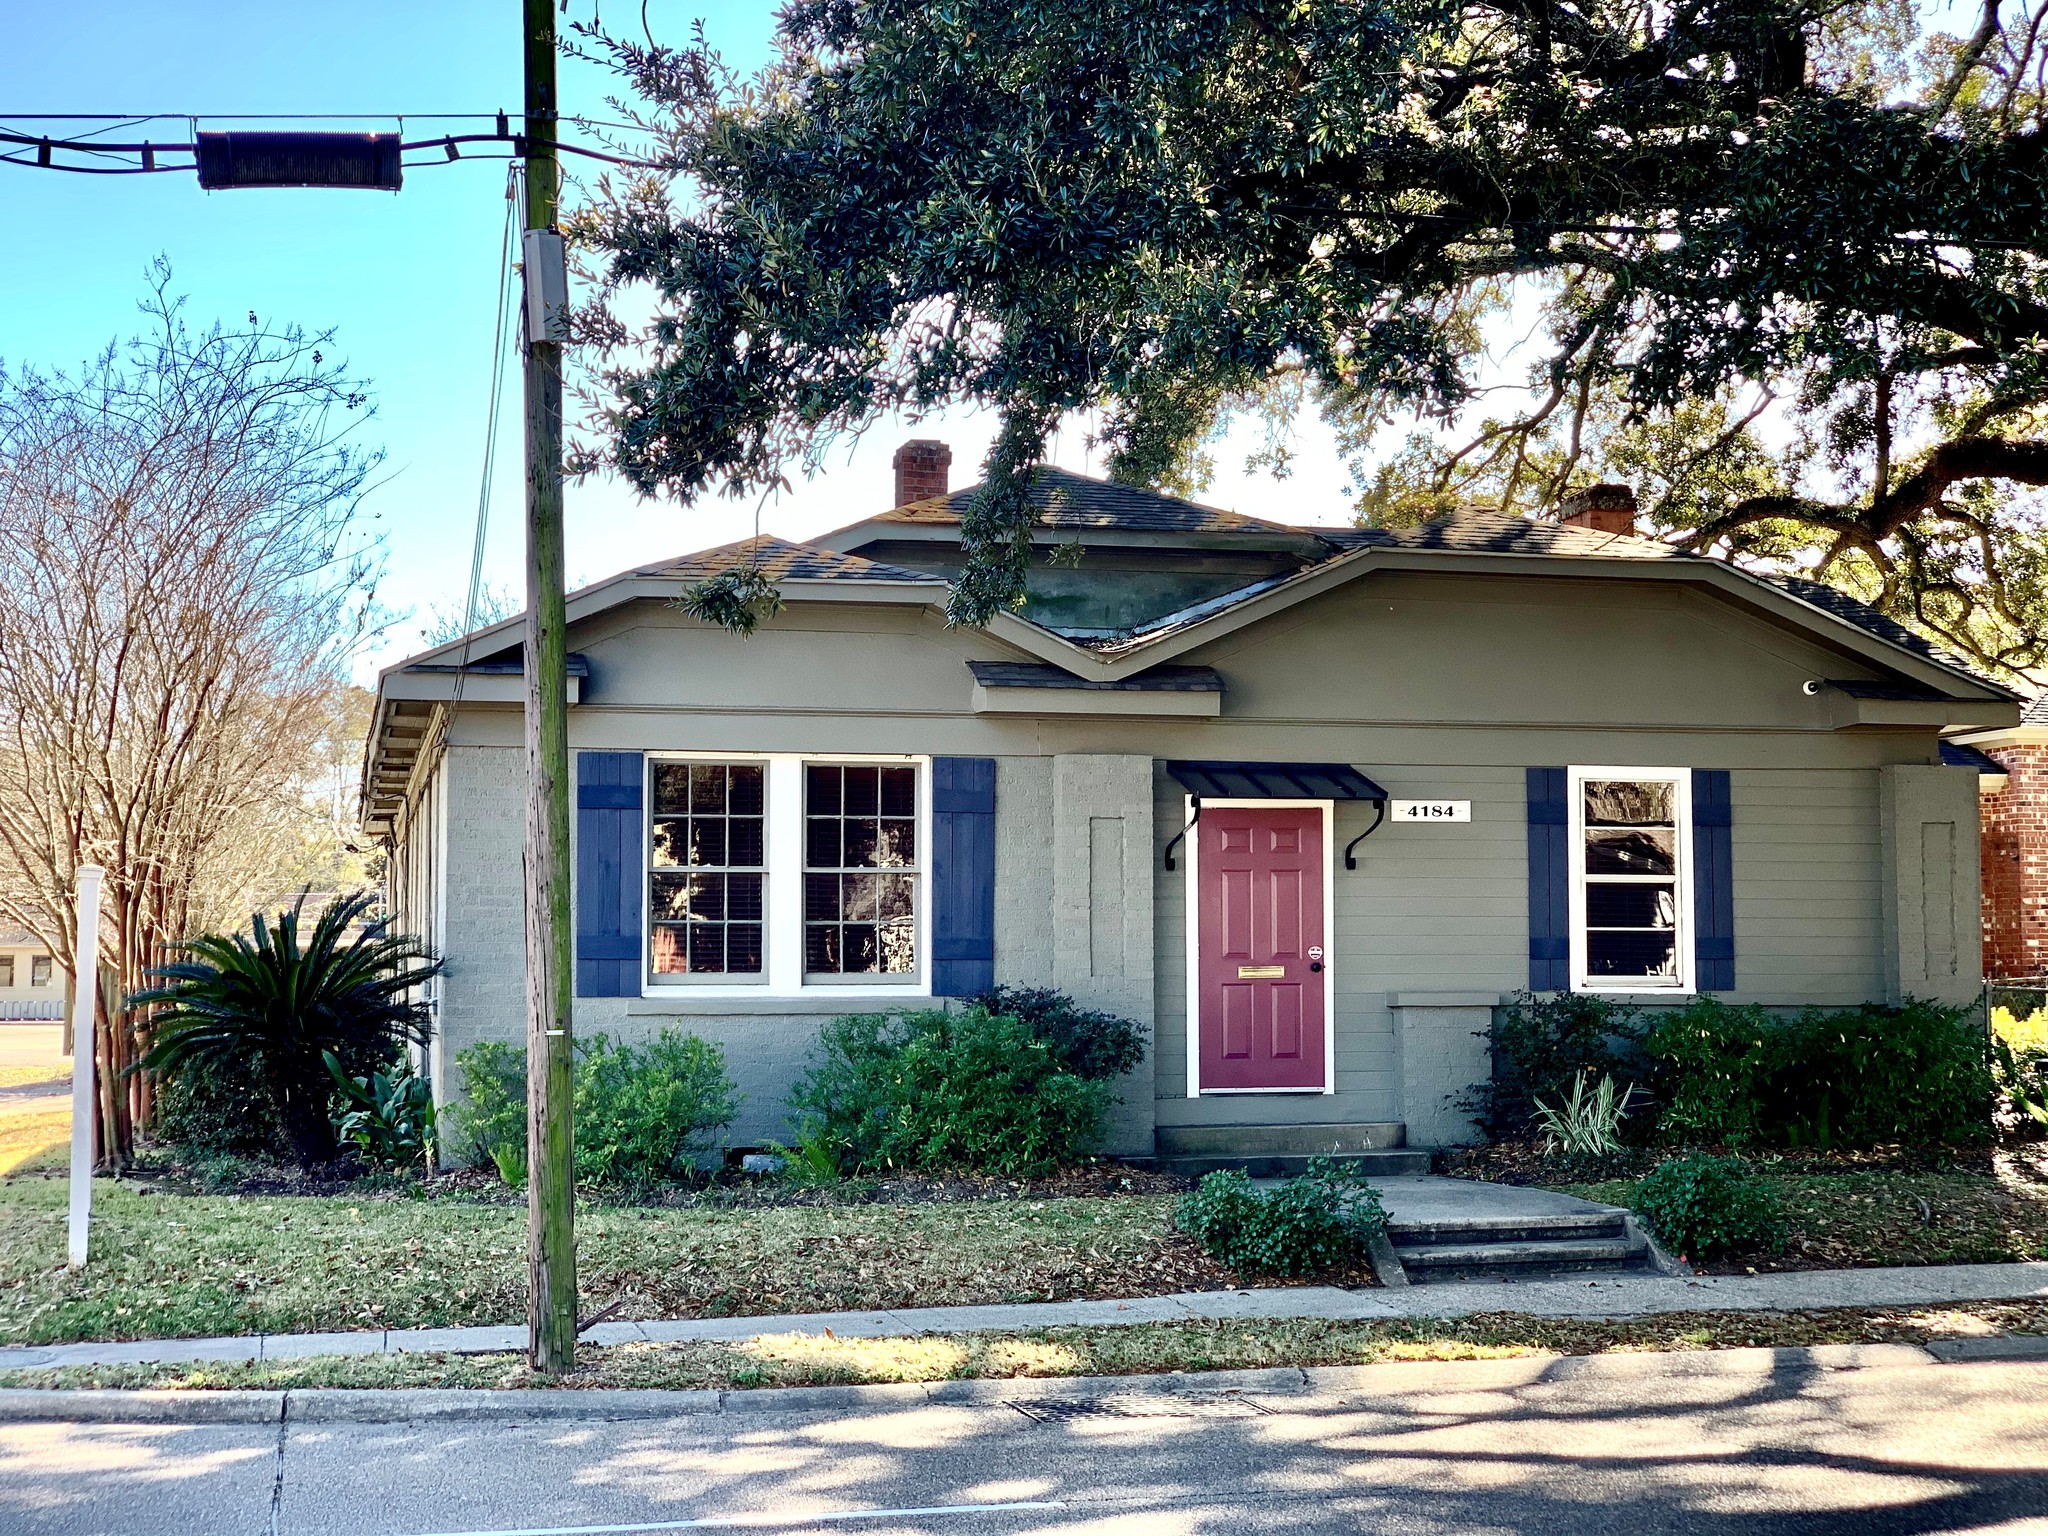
[1006,1392,1273,1423]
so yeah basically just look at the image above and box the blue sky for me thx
[6,1,1358,679]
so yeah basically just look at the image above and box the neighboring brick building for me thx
[1953,705,2048,980]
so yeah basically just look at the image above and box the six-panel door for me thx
[1196,805,1328,1091]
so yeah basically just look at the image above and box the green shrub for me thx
[1641,997,1995,1150]
[1176,1161,1389,1277]
[963,986,1148,1080]
[1765,1001,1994,1148]
[452,1041,529,1184]
[1462,992,1644,1140]
[1641,998,1777,1145]
[1631,1154,1786,1261]
[452,1031,739,1188]
[150,1052,287,1159]
[326,1052,437,1168]
[788,1006,1112,1177]
[573,1031,739,1188]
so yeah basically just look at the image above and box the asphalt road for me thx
[6,1352,2048,1536]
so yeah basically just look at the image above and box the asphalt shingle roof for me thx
[879,466,1294,536]
[641,535,943,586]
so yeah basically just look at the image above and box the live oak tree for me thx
[571,0,2048,670]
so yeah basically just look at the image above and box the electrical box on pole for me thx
[522,229,570,343]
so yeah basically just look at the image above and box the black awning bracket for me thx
[1163,796,1201,871]
[1344,799,1388,870]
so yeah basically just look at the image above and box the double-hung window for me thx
[649,762,767,980]
[1569,766,1693,992]
[644,755,926,994]
[29,955,50,988]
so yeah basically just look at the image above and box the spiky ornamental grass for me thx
[132,892,443,1169]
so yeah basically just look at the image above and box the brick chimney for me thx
[1557,483,1638,536]
[892,439,952,507]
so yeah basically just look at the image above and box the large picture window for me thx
[1569,766,1692,993]
[643,755,925,993]
[648,761,766,979]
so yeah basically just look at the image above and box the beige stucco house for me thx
[0,928,62,1021]
[361,449,2016,1165]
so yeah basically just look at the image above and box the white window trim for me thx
[641,751,932,1001]
[1182,795,1337,1098]
[1567,764,1696,996]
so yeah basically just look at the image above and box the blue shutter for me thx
[576,751,643,997]
[931,757,997,997]
[1527,767,1569,991]
[1692,768,1735,991]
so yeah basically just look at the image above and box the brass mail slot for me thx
[1237,965,1286,979]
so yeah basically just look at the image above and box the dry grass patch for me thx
[7,1301,2046,1394]
[0,1174,1225,1346]
[0,1107,69,1179]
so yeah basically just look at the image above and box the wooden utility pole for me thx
[522,0,577,1374]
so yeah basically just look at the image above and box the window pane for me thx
[806,924,839,973]
[876,874,914,921]
[688,818,727,867]
[728,924,763,973]
[806,873,841,921]
[877,819,916,868]
[688,923,724,973]
[806,764,841,814]
[651,925,688,974]
[843,767,880,815]
[1587,882,1677,929]
[729,765,765,815]
[842,873,880,922]
[842,923,879,971]
[727,817,764,867]
[880,767,916,817]
[1587,931,1678,978]
[843,818,879,867]
[1584,827,1674,876]
[650,872,693,921]
[651,818,689,867]
[806,817,841,868]
[727,874,764,923]
[651,763,691,815]
[1584,780,1673,826]
[691,763,728,813]
[879,919,915,973]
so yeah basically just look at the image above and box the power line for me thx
[0,127,657,174]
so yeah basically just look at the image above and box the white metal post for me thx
[66,864,105,1268]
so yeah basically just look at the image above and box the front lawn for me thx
[5,1300,2046,1394]
[0,1174,1230,1347]
[1554,1164,2048,1271]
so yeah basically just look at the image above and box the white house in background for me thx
[0,928,62,1021]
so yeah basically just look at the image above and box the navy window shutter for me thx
[931,757,997,997]
[1527,768,1569,991]
[1692,768,1735,991]
[576,752,644,997]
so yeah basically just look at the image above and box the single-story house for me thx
[362,447,2018,1161]
[0,928,62,1022]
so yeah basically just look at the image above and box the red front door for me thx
[1196,805,1327,1092]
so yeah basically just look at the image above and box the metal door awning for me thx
[1165,761,1389,801]
[1162,762,1392,870]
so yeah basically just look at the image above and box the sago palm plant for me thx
[133,892,443,1168]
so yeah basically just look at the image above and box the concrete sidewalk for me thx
[6,1260,2048,1374]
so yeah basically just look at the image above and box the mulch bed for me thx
[1435,1140,2008,1187]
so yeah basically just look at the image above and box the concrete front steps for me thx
[1155,1122,1431,1179]
[1377,1178,1655,1282]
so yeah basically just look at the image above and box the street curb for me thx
[0,1342,1996,1426]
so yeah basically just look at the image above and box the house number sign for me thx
[1390,800,1471,822]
